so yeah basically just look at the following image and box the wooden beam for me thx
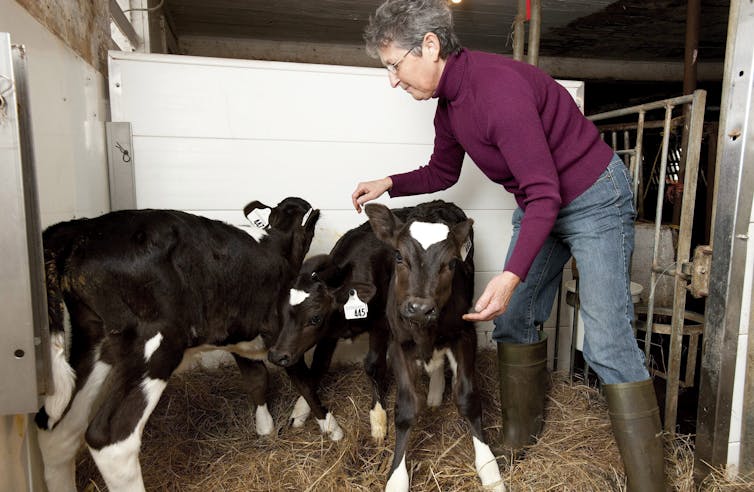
[109,0,140,50]
[179,35,724,82]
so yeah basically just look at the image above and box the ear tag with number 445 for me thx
[344,289,368,320]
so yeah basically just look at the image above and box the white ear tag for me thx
[344,289,368,320]
[461,236,472,261]
[247,207,271,230]
[301,207,313,226]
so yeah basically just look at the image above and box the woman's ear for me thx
[423,32,441,61]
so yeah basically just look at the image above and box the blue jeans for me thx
[492,155,649,384]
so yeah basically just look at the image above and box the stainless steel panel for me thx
[106,121,136,210]
[0,34,45,415]
[695,0,754,480]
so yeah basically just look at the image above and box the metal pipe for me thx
[513,0,527,61]
[110,0,142,50]
[595,115,686,132]
[635,111,646,217]
[527,0,541,66]
[588,94,696,122]
[643,104,674,365]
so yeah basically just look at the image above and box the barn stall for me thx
[1,0,753,490]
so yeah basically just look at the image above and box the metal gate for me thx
[587,90,708,434]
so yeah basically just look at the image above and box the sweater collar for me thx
[433,48,466,101]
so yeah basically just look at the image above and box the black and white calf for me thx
[267,207,412,441]
[35,197,319,492]
[365,200,505,492]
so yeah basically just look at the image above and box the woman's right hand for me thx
[351,177,393,213]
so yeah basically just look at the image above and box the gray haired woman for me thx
[351,1,664,491]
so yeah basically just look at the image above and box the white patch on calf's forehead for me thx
[289,288,310,306]
[409,221,449,250]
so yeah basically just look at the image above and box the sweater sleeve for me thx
[388,102,466,197]
[485,80,561,280]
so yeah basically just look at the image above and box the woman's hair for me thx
[364,0,462,59]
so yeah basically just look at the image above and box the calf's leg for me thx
[425,349,446,408]
[286,359,343,440]
[385,342,419,492]
[85,332,180,492]
[450,334,505,491]
[234,355,275,436]
[37,358,111,492]
[289,337,339,427]
[86,370,167,492]
[365,323,390,440]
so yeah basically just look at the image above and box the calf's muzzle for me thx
[268,349,293,367]
[401,297,438,323]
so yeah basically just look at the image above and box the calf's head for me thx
[365,203,473,354]
[268,254,377,367]
[243,196,320,270]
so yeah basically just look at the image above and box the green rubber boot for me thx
[604,379,666,492]
[496,333,549,460]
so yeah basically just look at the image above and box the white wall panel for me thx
[110,53,437,143]
[109,51,583,352]
[0,0,109,228]
[131,137,514,211]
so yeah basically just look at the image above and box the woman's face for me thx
[378,37,445,101]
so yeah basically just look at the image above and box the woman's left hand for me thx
[463,271,521,322]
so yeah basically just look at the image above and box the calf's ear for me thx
[451,219,474,254]
[243,200,270,218]
[303,208,320,230]
[318,262,352,290]
[365,203,401,247]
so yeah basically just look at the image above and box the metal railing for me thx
[588,89,707,433]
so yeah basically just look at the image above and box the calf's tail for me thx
[35,251,76,431]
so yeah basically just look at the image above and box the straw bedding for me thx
[76,349,754,491]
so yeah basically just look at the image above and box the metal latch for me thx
[683,244,712,298]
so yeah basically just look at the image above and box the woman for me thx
[351,1,664,490]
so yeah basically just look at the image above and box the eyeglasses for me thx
[385,47,416,74]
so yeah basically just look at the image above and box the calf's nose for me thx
[403,298,438,321]
[268,350,291,367]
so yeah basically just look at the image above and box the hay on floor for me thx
[75,350,753,491]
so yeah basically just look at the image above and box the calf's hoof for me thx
[255,404,275,436]
[317,412,344,441]
[289,396,311,428]
[369,403,387,441]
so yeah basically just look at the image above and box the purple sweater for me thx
[388,49,613,280]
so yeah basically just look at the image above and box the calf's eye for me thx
[395,251,403,263]
[309,315,322,325]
